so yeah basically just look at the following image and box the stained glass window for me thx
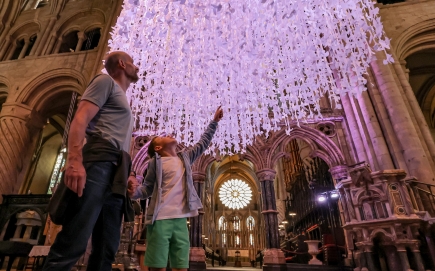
[219,179,252,209]
[48,148,66,194]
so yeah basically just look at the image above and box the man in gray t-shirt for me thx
[44,51,138,271]
[82,73,133,152]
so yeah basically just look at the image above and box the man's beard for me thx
[127,72,139,83]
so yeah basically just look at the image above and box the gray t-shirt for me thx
[81,74,133,152]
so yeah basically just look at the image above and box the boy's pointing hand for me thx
[213,106,224,122]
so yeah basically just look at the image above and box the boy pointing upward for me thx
[128,107,223,271]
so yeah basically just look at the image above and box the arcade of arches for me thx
[0,0,435,271]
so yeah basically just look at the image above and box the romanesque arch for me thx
[394,18,435,60]
[17,68,86,108]
[393,19,435,140]
[0,21,40,60]
[50,9,106,54]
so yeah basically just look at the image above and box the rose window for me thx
[219,179,252,209]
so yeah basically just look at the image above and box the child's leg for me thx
[168,218,190,270]
[144,221,171,269]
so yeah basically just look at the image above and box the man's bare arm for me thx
[64,100,100,197]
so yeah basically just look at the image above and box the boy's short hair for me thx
[148,137,158,158]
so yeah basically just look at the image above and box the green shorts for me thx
[144,218,190,268]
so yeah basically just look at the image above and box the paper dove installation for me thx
[109,0,392,154]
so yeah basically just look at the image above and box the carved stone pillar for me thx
[410,243,426,271]
[5,41,17,61]
[384,245,403,271]
[53,37,63,54]
[256,169,285,269]
[330,165,349,183]
[18,37,30,60]
[75,32,86,52]
[370,53,435,184]
[189,172,206,271]
[0,103,41,201]
[0,36,11,60]
[44,34,57,55]
[362,246,380,271]
[336,178,357,222]
[34,17,57,56]
[395,244,411,271]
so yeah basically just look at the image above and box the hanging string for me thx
[61,92,77,149]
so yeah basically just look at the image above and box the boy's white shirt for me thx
[155,156,198,220]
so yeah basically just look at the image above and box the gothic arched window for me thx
[48,147,67,193]
[233,216,240,231]
[218,216,227,231]
[247,216,255,231]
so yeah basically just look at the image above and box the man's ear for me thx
[154,146,162,152]
[119,58,126,69]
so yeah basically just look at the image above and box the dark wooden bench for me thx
[0,241,34,271]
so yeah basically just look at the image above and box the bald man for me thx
[44,51,139,271]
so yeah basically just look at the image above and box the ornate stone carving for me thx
[330,164,349,182]
[134,136,149,150]
[316,121,336,137]
[256,169,276,182]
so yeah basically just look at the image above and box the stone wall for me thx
[0,0,123,200]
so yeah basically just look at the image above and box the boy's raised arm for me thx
[187,106,223,163]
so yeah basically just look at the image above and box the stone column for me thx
[355,90,395,170]
[393,59,435,165]
[0,24,11,50]
[370,52,435,184]
[4,41,17,61]
[384,245,404,271]
[44,34,57,55]
[256,169,285,270]
[189,172,206,271]
[340,93,370,164]
[0,37,11,60]
[0,103,41,202]
[75,32,87,52]
[53,37,63,54]
[18,37,30,60]
[34,17,57,56]
[363,246,380,271]
[366,69,409,172]
[395,245,411,271]
[28,33,40,56]
[409,243,426,271]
